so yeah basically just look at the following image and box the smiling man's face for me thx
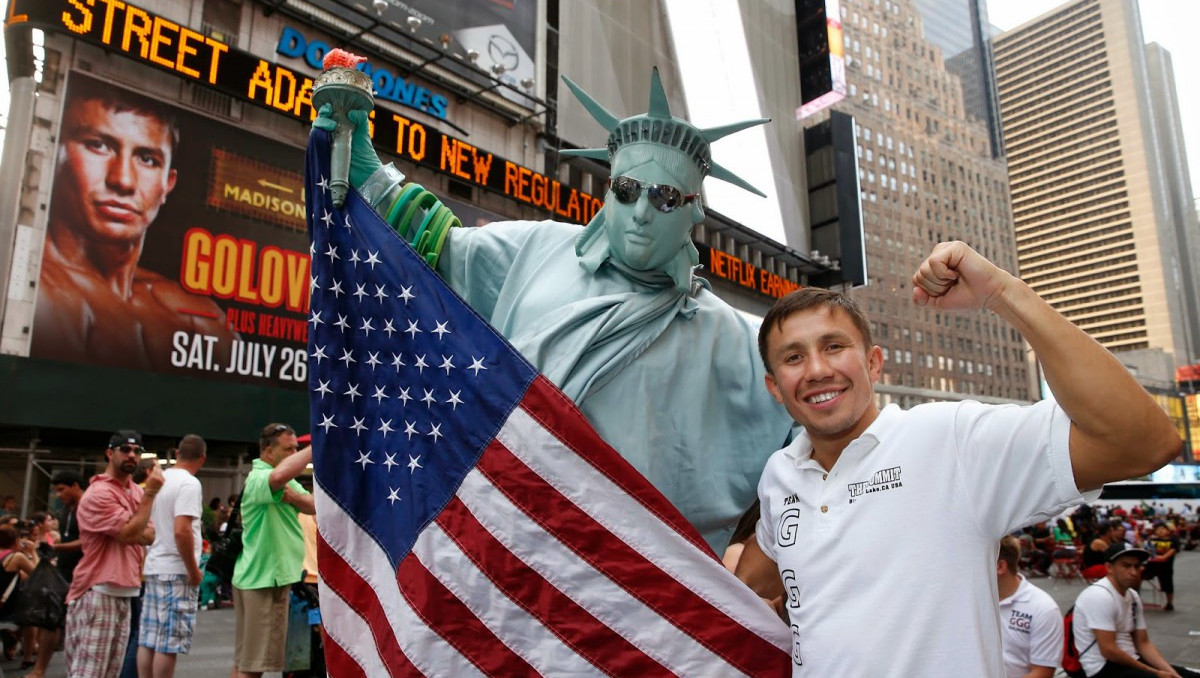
[764,305,883,450]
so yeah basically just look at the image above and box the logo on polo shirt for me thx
[846,465,903,504]
[1007,609,1032,632]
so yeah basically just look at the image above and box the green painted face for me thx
[603,153,702,272]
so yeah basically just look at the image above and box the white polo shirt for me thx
[1073,578,1146,677]
[999,576,1064,678]
[756,399,1097,678]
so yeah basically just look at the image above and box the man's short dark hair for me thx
[1107,519,1126,535]
[51,470,86,490]
[132,458,157,484]
[65,76,180,165]
[259,423,295,451]
[176,434,206,462]
[757,287,873,372]
[998,535,1021,571]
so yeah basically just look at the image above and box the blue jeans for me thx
[119,587,143,678]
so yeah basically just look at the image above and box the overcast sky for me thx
[986,0,1200,202]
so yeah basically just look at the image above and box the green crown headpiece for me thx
[560,67,769,197]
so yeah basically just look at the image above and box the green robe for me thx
[439,220,794,552]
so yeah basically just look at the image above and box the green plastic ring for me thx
[385,184,426,237]
[399,191,440,246]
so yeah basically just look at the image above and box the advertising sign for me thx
[695,244,801,300]
[30,72,311,388]
[5,0,600,222]
[795,0,847,120]
[362,0,538,105]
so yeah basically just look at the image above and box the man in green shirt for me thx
[230,423,314,678]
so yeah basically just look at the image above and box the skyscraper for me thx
[912,0,1005,157]
[994,0,1200,367]
[819,0,1033,405]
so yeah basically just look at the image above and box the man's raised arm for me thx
[912,241,1182,491]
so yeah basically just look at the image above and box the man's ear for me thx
[867,345,884,383]
[691,202,705,224]
[765,372,783,404]
[165,168,178,199]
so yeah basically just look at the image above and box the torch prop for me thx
[313,49,373,208]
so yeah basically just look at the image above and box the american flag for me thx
[305,128,791,676]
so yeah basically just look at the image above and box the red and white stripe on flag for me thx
[317,376,792,677]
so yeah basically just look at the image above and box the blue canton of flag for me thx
[304,127,790,677]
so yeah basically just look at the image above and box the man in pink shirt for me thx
[66,430,164,678]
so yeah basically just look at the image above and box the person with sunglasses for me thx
[314,68,795,553]
[64,430,164,678]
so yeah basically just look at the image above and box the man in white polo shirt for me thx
[998,535,1062,678]
[734,242,1182,677]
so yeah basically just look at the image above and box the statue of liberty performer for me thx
[315,67,795,552]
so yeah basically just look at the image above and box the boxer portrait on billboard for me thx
[32,76,237,372]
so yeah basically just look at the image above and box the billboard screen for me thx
[344,0,538,104]
[795,0,847,120]
[31,73,311,389]
[5,0,598,222]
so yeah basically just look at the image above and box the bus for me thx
[1098,480,1200,512]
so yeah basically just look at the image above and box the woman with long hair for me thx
[26,513,58,547]
[0,525,38,667]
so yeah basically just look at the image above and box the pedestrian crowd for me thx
[0,423,319,678]
[994,504,1200,678]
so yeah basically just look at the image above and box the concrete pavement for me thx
[6,551,1199,677]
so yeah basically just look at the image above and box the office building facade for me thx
[994,0,1200,367]
[820,0,1033,406]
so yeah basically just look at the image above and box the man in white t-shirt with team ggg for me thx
[997,535,1062,678]
[734,241,1182,677]
[137,434,207,678]
[1072,543,1199,678]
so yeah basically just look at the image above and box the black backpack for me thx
[205,491,244,582]
[15,557,68,629]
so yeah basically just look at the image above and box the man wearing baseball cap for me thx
[65,429,164,678]
[1070,542,1199,677]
